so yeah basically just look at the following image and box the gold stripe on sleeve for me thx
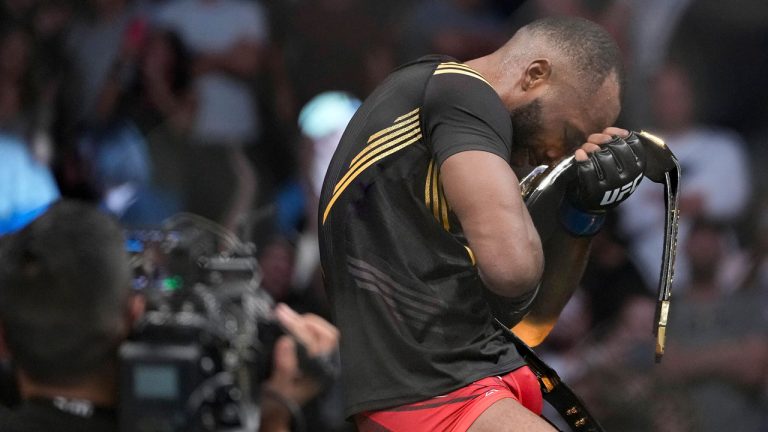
[349,117,420,168]
[433,69,491,86]
[334,126,421,194]
[366,109,420,145]
[433,62,492,86]
[323,133,423,224]
[394,107,420,123]
[431,159,440,222]
[425,159,434,215]
[464,246,476,266]
[425,159,451,231]
[438,171,450,231]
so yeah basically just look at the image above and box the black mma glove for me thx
[561,132,646,236]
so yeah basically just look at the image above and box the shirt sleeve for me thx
[422,68,513,167]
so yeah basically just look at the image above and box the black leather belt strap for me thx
[497,320,605,432]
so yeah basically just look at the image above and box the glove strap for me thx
[559,202,605,237]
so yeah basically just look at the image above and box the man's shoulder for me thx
[423,59,506,117]
[422,59,512,146]
[0,402,117,432]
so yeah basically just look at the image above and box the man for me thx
[65,0,140,124]
[0,200,143,431]
[0,201,339,431]
[319,16,644,431]
[155,0,268,232]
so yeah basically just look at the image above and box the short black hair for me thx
[0,200,131,385]
[524,16,625,97]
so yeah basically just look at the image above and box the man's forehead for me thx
[561,104,618,140]
[575,74,621,133]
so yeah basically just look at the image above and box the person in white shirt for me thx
[154,0,269,232]
[619,63,751,290]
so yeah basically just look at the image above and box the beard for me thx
[509,99,543,166]
[510,99,543,149]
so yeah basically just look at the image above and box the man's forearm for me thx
[512,230,591,346]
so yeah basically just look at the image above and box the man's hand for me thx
[573,127,629,162]
[568,127,646,213]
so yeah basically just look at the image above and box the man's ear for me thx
[521,59,552,91]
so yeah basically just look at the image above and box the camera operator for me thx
[0,200,340,431]
[0,200,144,431]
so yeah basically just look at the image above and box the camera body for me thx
[119,218,273,432]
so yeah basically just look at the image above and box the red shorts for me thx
[355,366,543,432]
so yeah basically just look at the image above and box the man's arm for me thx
[512,233,591,346]
[512,127,640,346]
[441,151,544,298]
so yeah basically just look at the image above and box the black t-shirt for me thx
[0,399,117,432]
[319,55,526,417]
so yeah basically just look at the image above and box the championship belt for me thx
[511,131,681,431]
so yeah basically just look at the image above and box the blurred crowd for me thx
[1,0,768,430]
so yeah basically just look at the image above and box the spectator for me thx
[0,200,340,431]
[0,134,59,236]
[123,29,195,220]
[523,0,631,51]
[155,0,268,233]
[257,235,330,320]
[0,27,36,138]
[580,219,649,334]
[129,29,194,134]
[659,219,768,432]
[619,63,751,290]
[625,0,694,124]
[28,0,77,167]
[399,0,508,63]
[0,0,37,28]
[65,0,145,125]
[565,294,696,432]
[75,120,181,225]
[282,0,395,107]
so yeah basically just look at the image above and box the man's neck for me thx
[18,367,117,407]
[465,55,508,105]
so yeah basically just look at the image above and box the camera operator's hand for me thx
[260,304,340,432]
[273,303,340,358]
